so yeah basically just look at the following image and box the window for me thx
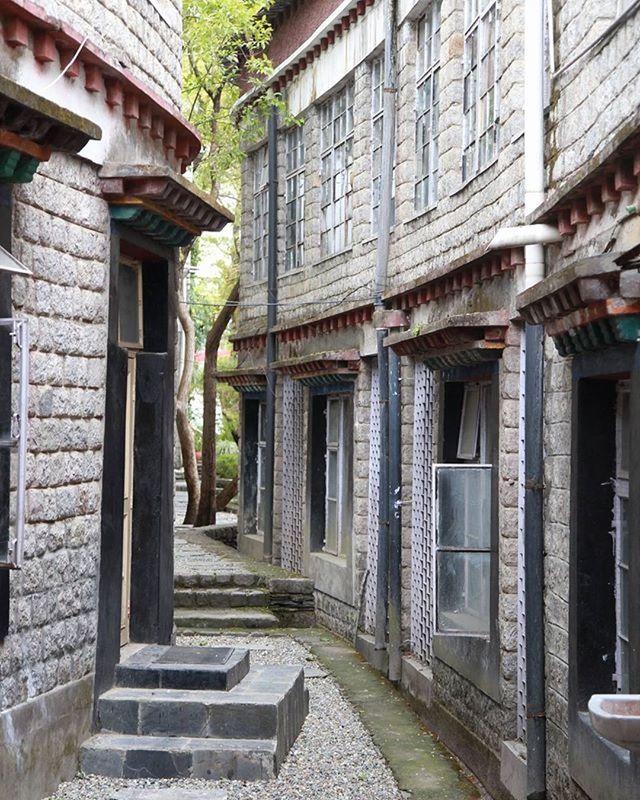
[320,83,354,256]
[285,126,305,272]
[415,2,441,210]
[256,400,267,537]
[613,382,630,692]
[0,317,28,569]
[309,391,353,558]
[118,259,143,349]
[435,382,492,635]
[252,146,269,281]
[462,0,500,180]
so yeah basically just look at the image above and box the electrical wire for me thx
[44,37,89,90]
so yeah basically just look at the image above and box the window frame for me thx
[252,145,269,282]
[117,257,144,350]
[319,82,354,257]
[284,125,305,273]
[0,317,29,570]
[256,399,267,537]
[462,0,500,181]
[415,1,442,211]
[432,365,500,701]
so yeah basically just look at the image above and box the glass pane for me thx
[437,551,491,634]
[327,399,341,443]
[436,465,492,548]
[327,448,338,499]
[118,262,141,345]
[0,321,12,441]
[457,383,481,459]
[325,498,338,554]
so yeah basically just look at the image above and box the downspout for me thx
[373,0,400,672]
[524,1,546,796]
[263,106,278,562]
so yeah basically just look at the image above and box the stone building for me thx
[227,1,640,799]
[0,1,231,798]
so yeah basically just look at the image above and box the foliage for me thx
[183,0,281,202]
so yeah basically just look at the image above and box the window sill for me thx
[312,246,353,268]
[244,277,267,290]
[280,267,305,280]
[449,156,500,198]
[404,203,438,225]
[433,631,500,702]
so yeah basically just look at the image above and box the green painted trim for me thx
[298,373,358,387]
[232,382,268,393]
[110,204,195,247]
[0,148,41,183]
[554,315,640,357]
[424,348,502,370]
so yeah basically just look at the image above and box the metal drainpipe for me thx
[387,346,402,681]
[263,106,278,562]
[524,0,546,794]
[524,323,545,799]
[373,0,398,657]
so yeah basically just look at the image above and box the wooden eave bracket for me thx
[384,311,509,358]
[272,349,361,378]
[99,164,233,235]
[516,254,623,325]
[216,368,267,392]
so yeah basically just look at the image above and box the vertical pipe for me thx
[524,323,546,800]
[388,348,402,680]
[375,331,390,650]
[373,0,398,654]
[263,106,278,561]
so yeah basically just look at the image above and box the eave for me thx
[100,164,234,247]
[385,311,509,367]
[216,368,266,393]
[272,349,360,385]
[517,254,640,357]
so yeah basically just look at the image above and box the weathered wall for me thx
[1,155,109,713]
[41,0,183,108]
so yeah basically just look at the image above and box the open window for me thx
[309,390,353,558]
[0,317,29,569]
[118,258,144,349]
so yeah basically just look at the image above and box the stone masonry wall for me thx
[40,0,183,108]
[0,154,110,712]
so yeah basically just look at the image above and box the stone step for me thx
[80,733,277,780]
[98,666,304,740]
[174,572,262,590]
[174,608,279,630]
[174,587,268,609]
[115,645,250,691]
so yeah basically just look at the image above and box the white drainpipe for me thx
[523,0,547,289]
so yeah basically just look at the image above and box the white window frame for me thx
[613,382,630,692]
[320,83,354,256]
[462,0,500,180]
[433,462,492,636]
[324,396,348,557]
[256,399,267,537]
[371,56,396,229]
[415,2,441,210]
[252,146,269,281]
[285,125,305,272]
[0,318,28,569]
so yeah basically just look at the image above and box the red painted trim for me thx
[0,0,201,165]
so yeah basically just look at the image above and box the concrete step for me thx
[80,733,278,780]
[174,587,268,609]
[174,608,279,630]
[115,645,250,691]
[98,666,304,740]
[174,572,262,590]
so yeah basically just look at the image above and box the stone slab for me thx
[115,645,250,691]
[110,790,227,800]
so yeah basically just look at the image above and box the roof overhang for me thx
[216,368,267,393]
[385,311,509,368]
[273,349,360,386]
[0,243,31,275]
[100,164,234,247]
[517,254,640,357]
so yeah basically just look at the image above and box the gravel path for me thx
[46,633,404,800]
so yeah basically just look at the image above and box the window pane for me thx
[327,399,340,443]
[457,384,481,459]
[437,551,491,634]
[327,448,338,499]
[436,465,492,548]
[325,498,338,554]
[118,262,141,345]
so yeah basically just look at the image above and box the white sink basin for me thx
[589,694,640,753]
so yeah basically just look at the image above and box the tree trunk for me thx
[175,260,200,524]
[195,279,240,527]
[216,476,238,512]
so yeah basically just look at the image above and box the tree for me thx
[176,0,278,524]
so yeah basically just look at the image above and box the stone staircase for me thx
[81,644,308,780]
[173,537,315,633]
